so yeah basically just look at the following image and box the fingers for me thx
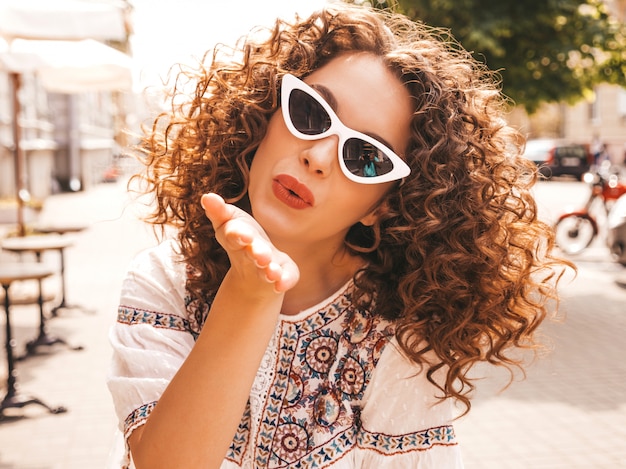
[200,193,300,293]
[248,237,273,268]
[262,260,300,293]
[273,262,300,293]
[200,193,234,231]
[201,193,253,248]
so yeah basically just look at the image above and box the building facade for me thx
[518,0,626,165]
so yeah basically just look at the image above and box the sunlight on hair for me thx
[130,0,328,89]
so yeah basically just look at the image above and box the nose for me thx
[300,135,339,178]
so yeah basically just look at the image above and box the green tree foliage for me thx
[352,0,626,113]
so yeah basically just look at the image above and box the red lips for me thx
[272,174,315,209]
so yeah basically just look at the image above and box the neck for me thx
[278,241,364,316]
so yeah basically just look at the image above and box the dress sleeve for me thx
[352,338,464,468]
[106,240,195,441]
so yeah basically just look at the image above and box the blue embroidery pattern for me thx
[357,424,458,455]
[229,402,252,461]
[120,286,458,468]
[224,287,441,468]
[123,401,157,439]
[117,306,190,332]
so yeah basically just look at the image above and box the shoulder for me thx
[119,238,187,315]
[124,239,185,285]
[353,337,463,466]
[361,337,456,431]
[126,238,184,275]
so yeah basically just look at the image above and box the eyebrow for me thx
[309,83,400,154]
[310,84,338,110]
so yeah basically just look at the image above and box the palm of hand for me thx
[201,193,300,293]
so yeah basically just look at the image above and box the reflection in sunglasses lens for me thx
[289,90,331,135]
[288,87,395,179]
[344,139,393,177]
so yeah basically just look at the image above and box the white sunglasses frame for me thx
[280,73,411,185]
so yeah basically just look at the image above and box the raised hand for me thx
[201,193,300,293]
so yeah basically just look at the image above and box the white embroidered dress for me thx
[107,240,464,468]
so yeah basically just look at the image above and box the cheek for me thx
[250,114,290,173]
[331,185,390,224]
[249,131,274,184]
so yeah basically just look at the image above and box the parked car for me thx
[522,139,593,180]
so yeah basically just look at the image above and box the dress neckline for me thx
[279,278,354,323]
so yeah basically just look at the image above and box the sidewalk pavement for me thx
[0,177,625,468]
[0,177,158,469]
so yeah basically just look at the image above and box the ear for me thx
[359,200,389,227]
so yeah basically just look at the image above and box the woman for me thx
[108,4,569,468]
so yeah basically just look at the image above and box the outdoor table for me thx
[1,233,93,317]
[0,262,67,419]
[34,223,89,237]
[1,235,86,357]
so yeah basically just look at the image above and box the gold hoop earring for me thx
[345,221,381,253]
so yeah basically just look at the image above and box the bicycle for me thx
[554,166,626,255]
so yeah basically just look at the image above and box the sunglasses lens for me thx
[285,79,403,182]
[343,138,395,178]
[288,89,331,135]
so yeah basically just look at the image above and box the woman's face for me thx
[248,53,413,252]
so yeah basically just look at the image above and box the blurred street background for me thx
[0,171,624,469]
[1,0,626,468]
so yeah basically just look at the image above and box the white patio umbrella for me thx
[0,38,133,92]
[0,0,132,235]
[0,0,127,42]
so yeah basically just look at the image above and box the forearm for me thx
[129,271,284,469]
